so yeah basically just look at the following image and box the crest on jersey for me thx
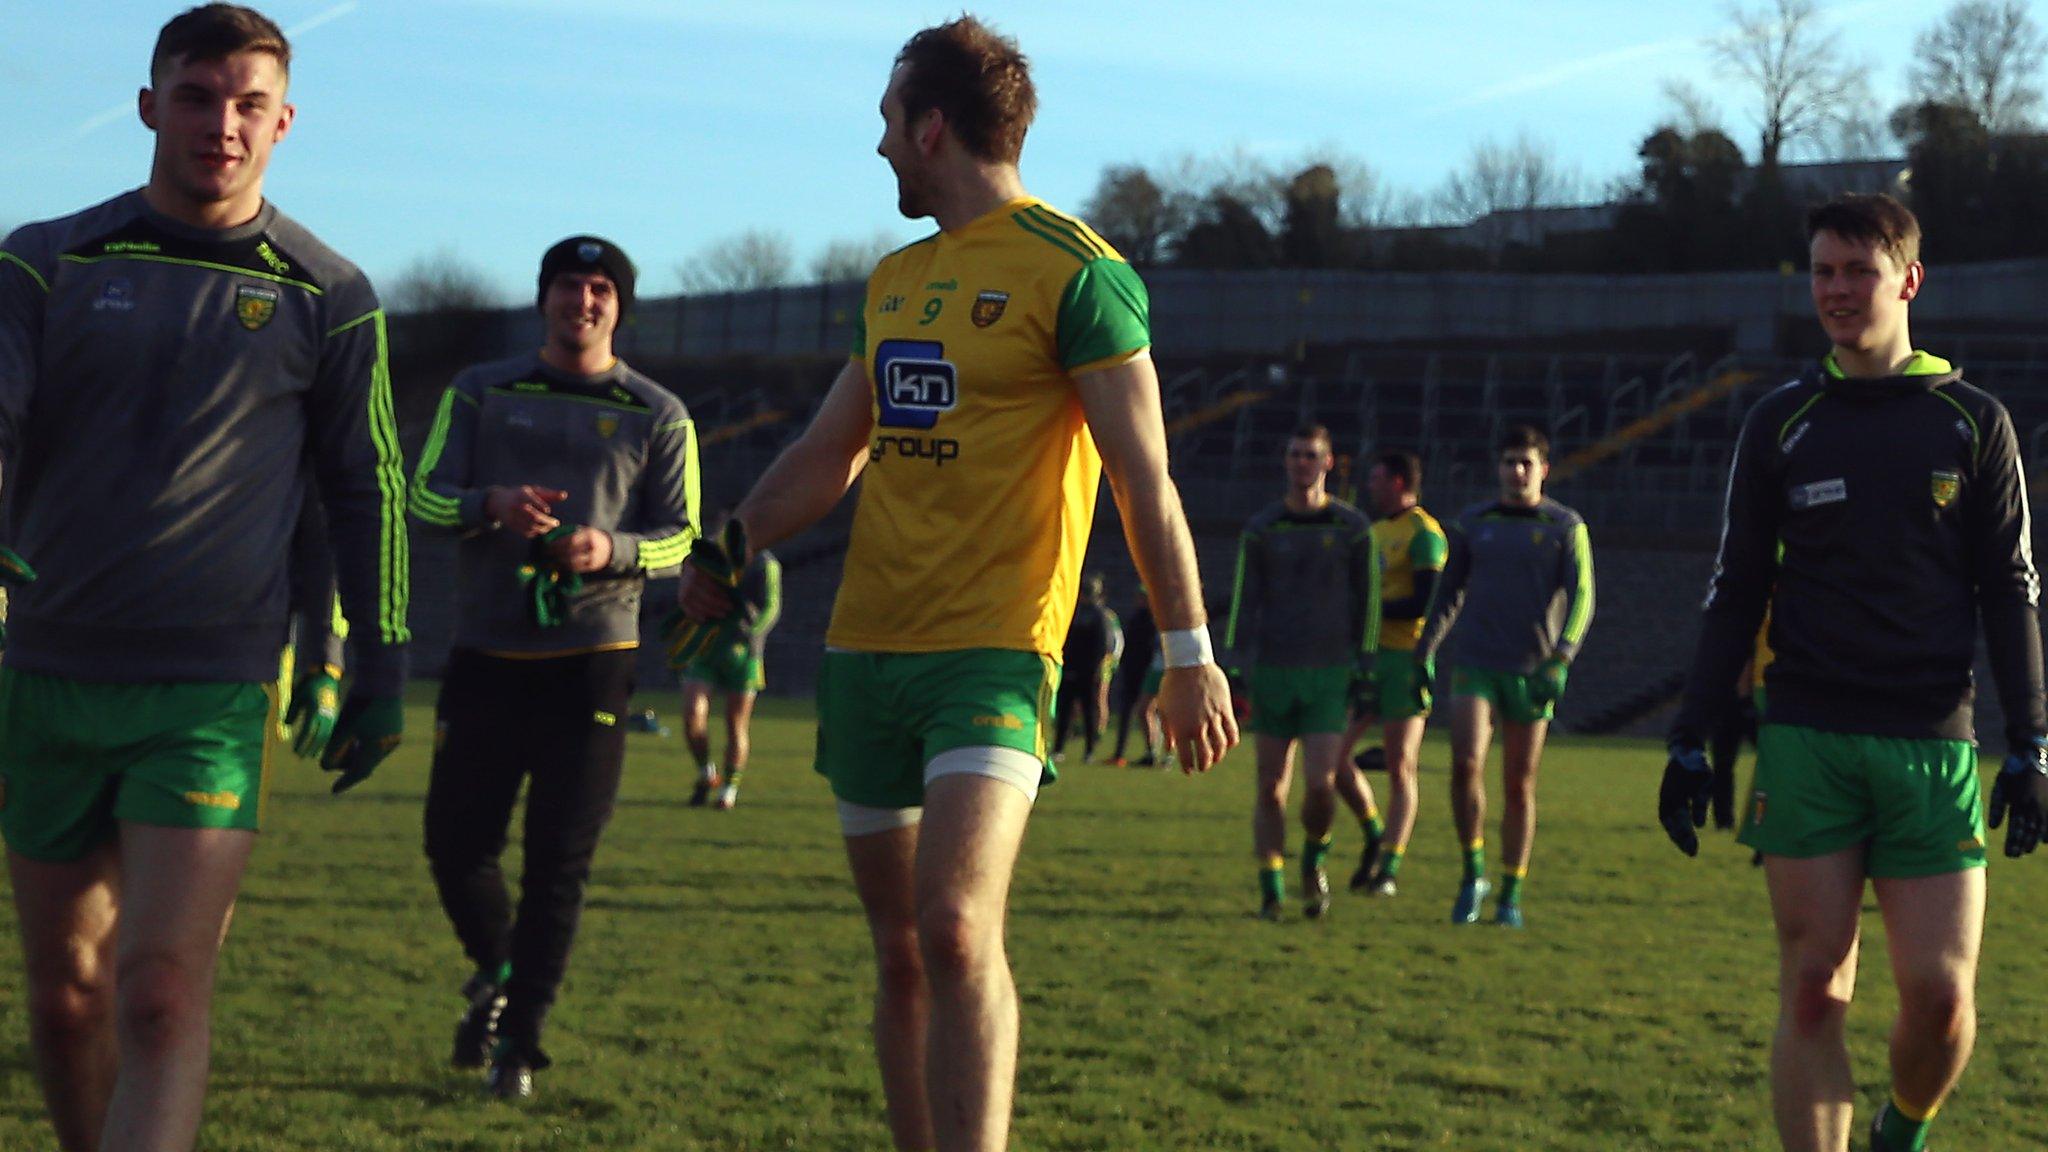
[971,290,1009,328]
[235,284,279,331]
[1932,470,1960,508]
[596,412,620,439]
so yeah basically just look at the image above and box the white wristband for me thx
[1159,626,1215,669]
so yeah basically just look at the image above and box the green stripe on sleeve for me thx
[1012,211,1095,265]
[1021,206,1109,259]
[408,387,465,526]
[1561,522,1595,648]
[1225,531,1252,653]
[1055,259,1151,371]
[1361,529,1382,656]
[362,311,411,644]
[0,250,50,293]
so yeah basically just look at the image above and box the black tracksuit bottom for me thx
[424,647,635,1045]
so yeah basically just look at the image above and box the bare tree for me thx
[674,229,795,293]
[1083,165,1185,265]
[1436,132,1583,251]
[385,247,501,314]
[1911,0,2047,132]
[809,230,902,283]
[1710,0,1863,168]
[1660,78,1727,136]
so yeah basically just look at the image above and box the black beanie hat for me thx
[537,235,636,313]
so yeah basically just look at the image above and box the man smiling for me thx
[0,6,409,1149]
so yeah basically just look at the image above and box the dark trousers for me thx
[423,647,635,1044]
[1707,692,1754,829]
[1053,670,1106,757]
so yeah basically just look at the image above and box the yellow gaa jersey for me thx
[1372,506,1448,652]
[826,197,1151,657]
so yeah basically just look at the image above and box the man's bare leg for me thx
[715,689,757,807]
[845,823,933,1151]
[1296,731,1347,915]
[10,844,121,1152]
[1375,714,1427,887]
[1765,850,1865,1152]
[1873,868,1984,1140]
[98,824,256,1152]
[1253,734,1296,911]
[915,773,1033,1152]
[1495,718,1548,916]
[681,681,712,770]
[1333,714,1374,825]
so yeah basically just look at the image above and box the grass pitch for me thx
[2,688,2046,1150]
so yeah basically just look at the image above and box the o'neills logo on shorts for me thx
[184,790,242,811]
[1751,790,1767,826]
[973,714,1024,730]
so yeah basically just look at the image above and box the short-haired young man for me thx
[676,18,1236,1150]
[1416,425,1593,928]
[1662,192,2047,1152]
[1344,449,1447,895]
[0,7,410,1148]
[681,509,781,810]
[1226,424,1381,920]
[410,236,699,1098]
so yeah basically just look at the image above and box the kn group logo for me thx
[874,339,958,430]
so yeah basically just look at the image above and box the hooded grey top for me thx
[0,190,410,694]
[1416,496,1595,676]
[409,353,698,656]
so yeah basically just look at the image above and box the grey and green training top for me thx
[1416,497,1594,675]
[0,191,410,694]
[1224,498,1380,669]
[409,354,698,657]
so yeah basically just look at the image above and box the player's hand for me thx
[1157,663,1238,773]
[1988,737,2048,857]
[1528,656,1569,708]
[485,485,567,538]
[321,694,404,794]
[1411,654,1436,715]
[545,525,614,574]
[284,665,342,760]
[0,547,33,649]
[1658,742,1713,857]
[675,520,746,623]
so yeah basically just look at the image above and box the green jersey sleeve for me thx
[1409,523,1449,571]
[1055,258,1150,371]
[850,284,868,360]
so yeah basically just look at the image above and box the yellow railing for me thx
[1549,368,1758,482]
[1165,389,1268,438]
[701,409,788,447]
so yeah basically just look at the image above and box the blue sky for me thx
[0,0,1990,302]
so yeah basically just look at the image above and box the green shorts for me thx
[1141,663,1163,697]
[0,667,280,862]
[1370,649,1431,721]
[1741,724,1984,877]
[1450,665,1553,725]
[1248,665,1350,738]
[683,637,764,695]
[815,649,1059,810]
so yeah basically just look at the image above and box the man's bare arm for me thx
[1074,352,1237,771]
[733,359,873,553]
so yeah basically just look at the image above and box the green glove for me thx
[519,525,585,629]
[321,694,403,794]
[285,665,342,759]
[1528,656,1569,708]
[1411,653,1435,715]
[662,521,747,668]
[0,547,35,650]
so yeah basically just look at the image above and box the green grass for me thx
[3,688,2046,1150]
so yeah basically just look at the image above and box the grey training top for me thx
[409,353,698,657]
[1416,497,1595,675]
[0,191,411,693]
[1224,498,1380,669]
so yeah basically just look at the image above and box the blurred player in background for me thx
[1052,572,1122,763]
[683,509,781,809]
[1416,424,1593,929]
[1107,583,1160,766]
[1225,424,1380,920]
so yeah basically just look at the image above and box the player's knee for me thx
[27,970,113,1044]
[872,927,925,998]
[915,899,1000,981]
[1784,962,1852,1035]
[115,954,211,1053]
[1898,970,1974,1036]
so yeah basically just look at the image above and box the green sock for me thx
[1258,865,1285,905]
[1462,842,1485,882]
[1381,849,1404,879]
[1362,812,1385,841]
[1304,834,1332,871]
[1499,871,1524,906]
[1877,1094,1934,1152]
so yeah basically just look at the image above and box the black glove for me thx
[1349,653,1380,717]
[1989,736,2048,858]
[0,547,34,650]
[321,694,403,794]
[1659,742,1713,857]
